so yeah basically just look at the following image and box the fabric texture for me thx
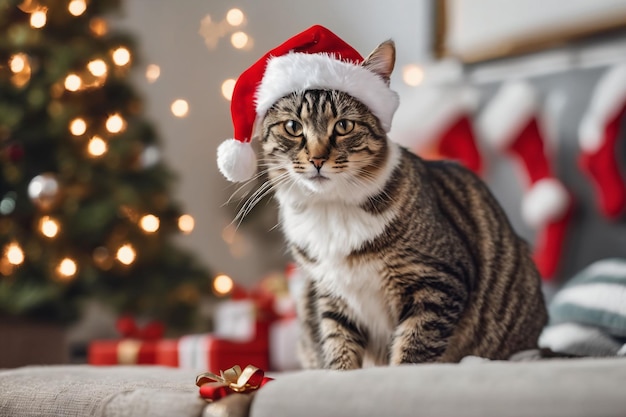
[0,365,206,417]
[251,358,626,417]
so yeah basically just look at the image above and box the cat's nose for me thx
[310,157,326,172]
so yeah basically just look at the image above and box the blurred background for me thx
[1,0,626,369]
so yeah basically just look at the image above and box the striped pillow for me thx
[549,258,626,338]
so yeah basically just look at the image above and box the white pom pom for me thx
[217,139,257,183]
[521,178,569,228]
[578,114,604,153]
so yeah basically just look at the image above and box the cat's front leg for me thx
[318,295,368,370]
[390,278,467,365]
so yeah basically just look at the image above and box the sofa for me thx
[1,355,626,417]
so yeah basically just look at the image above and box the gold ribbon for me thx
[117,339,142,365]
[195,365,264,393]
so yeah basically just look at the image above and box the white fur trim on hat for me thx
[478,81,537,150]
[255,53,400,132]
[217,139,258,183]
[578,63,626,153]
[521,178,569,228]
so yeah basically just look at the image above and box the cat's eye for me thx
[284,120,303,137]
[334,119,355,135]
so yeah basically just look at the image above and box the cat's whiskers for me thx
[233,171,292,228]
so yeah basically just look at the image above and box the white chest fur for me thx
[280,202,395,361]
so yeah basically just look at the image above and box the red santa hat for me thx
[217,25,400,182]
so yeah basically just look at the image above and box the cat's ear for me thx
[362,40,395,85]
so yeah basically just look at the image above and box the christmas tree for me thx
[0,0,211,329]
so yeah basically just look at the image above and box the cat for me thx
[254,40,548,369]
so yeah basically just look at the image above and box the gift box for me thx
[87,316,164,365]
[88,339,159,365]
[269,317,301,371]
[156,333,269,373]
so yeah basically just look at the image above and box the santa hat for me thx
[478,81,573,280]
[578,63,626,220]
[217,25,400,182]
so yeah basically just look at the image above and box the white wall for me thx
[115,0,433,285]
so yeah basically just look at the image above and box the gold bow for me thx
[195,365,264,393]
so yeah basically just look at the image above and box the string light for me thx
[64,73,82,91]
[116,243,136,265]
[39,216,60,238]
[139,214,160,233]
[226,8,244,26]
[221,79,236,101]
[69,118,87,135]
[5,242,24,266]
[89,17,107,36]
[87,135,107,157]
[112,47,131,66]
[68,0,86,16]
[402,64,425,87]
[30,9,47,28]
[170,99,189,118]
[87,59,107,77]
[56,257,77,280]
[213,274,234,296]
[9,54,27,73]
[230,31,249,49]
[178,214,195,234]
[105,113,125,133]
[145,64,160,82]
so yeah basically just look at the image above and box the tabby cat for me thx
[255,40,547,369]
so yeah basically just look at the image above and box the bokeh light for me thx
[178,214,195,234]
[40,216,60,238]
[116,243,136,265]
[221,79,236,101]
[402,64,425,87]
[87,59,107,77]
[112,47,131,66]
[87,135,107,157]
[139,214,160,233]
[64,73,82,91]
[57,257,78,280]
[146,64,160,82]
[5,242,24,265]
[68,0,86,16]
[226,8,244,26]
[105,113,125,133]
[30,10,47,28]
[231,31,249,49]
[213,274,234,296]
[69,118,87,136]
[171,99,189,118]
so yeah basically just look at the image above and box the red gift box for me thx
[156,332,269,373]
[88,316,164,365]
[88,339,159,365]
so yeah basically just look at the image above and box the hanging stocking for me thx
[391,85,483,175]
[578,63,626,220]
[478,81,573,280]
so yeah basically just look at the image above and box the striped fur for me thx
[255,42,547,369]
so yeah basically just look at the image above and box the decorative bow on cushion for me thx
[196,365,273,401]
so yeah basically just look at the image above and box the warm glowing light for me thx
[9,54,27,73]
[64,73,82,91]
[87,59,107,77]
[116,244,136,265]
[145,64,160,82]
[402,64,425,87]
[170,99,189,118]
[221,79,236,101]
[112,47,131,66]
[213,274,234,295]
[30,10,47,28]
[68,0,86,16]
[40,216,60,238]
[230,31,249,49]
[178,214,195,234]
[226,8,244,26]
[57,257,77,279]
[88,135,107,157]
[5,242,24,265]
[69,118,87,135]
[105,113,125,133]
[89,17,107,36]
[139,214,160,233]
